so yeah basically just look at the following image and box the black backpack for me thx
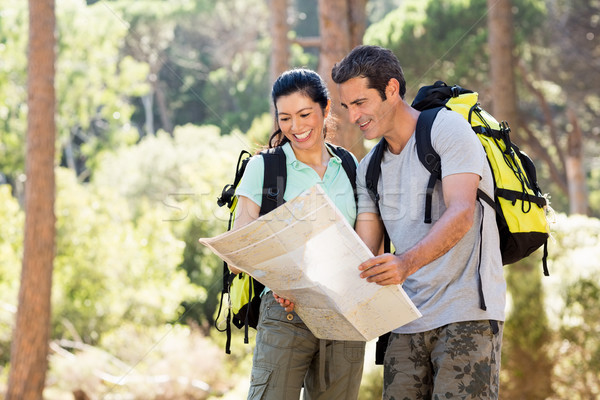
[215,143,357,354]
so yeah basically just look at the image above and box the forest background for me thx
[1,0,599,399]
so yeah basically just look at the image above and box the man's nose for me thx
[348,108,360,124]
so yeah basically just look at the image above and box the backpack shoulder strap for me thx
[364,138,392,253]
[217,150,252,211]
[415,107,444,223]
[260,146,287,216]
[327,143,358,203]
[365,138,387,205]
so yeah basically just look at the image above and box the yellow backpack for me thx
[444,91,549,266]
[365,81,550,311]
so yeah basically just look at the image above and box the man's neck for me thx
[384,102,420,155]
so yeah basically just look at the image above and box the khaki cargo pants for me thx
[248,293,365,400]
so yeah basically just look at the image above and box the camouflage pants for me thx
[383,320,503,400]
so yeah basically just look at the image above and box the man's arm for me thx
[359,172,479,285]
[228,195,260,274]
[355,212,385,256]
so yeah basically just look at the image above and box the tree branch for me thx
[517,61,566,167]
[292,36,320,48]
[520,123,568,194]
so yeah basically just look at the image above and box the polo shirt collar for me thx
[281,142,342,169]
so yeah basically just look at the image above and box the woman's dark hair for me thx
[331,45,406,101]
[268,68,330,148]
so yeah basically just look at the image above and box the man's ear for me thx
[385,78,400,99]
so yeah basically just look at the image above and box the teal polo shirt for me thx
[235,142,358,226]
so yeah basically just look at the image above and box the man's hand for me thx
[273,292,295,312]
[358,253,415,286]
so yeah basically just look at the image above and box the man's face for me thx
[338,77,394,141]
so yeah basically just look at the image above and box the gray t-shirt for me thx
[357,109,506,334]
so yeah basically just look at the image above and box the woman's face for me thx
[275,92,329,152]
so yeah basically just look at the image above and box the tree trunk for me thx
[501,260,555,400]
[7,0,56,399]
[268,0,290,86]
[317,0,366,159]
[348,0,367,48]
[487,0,518,127]
[154,80,173,136]
[141,91,154,138]
[566,106,588,215]
[268,0,290,130]
[487,1,553,399]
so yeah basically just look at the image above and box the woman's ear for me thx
[324,99,331,118]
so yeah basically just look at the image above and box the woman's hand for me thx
[273,292,295,312]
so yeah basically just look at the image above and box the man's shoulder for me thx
[434,108,471,127]
[430,108,476,145]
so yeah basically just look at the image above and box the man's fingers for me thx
[365,268,390,283]
[358,254,390,271]
[359,265,375,279]
[363,265,404,285]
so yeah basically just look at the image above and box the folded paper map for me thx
[199,185,421,341]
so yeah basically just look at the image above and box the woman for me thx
[232,68,365,400]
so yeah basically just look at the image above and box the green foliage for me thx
[289,42,319,71]
[56,0,149,177]
[0,0,149,182]
[0,1,29,180]
[365,0,495,96]
[365,0,547,98]
[201,43,271,133]
[92,125,251,331]
[246,112,273,149]
[501,257,554,399]
[589,167,600,218]
[556,277,600,397]
[358,365,383,399]
[53,168,192,343]
[0,185,23,364]
[367,0,403,24]
[122,0,272,135]
[541,214,600,398]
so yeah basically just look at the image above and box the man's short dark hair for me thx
[331,45,406,101]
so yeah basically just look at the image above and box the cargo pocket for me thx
[343,341,366,363]
[248,366,273,400]
[262,293,303,325]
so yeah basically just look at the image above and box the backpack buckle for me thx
[217,184,235,208]
[451,85,460,97]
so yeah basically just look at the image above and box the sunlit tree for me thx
[7,0,56,398]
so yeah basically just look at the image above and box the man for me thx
[332,45,506,399]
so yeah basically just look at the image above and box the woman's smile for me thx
[293,129,312,142]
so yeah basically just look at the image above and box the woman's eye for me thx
[300,113,310,118]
